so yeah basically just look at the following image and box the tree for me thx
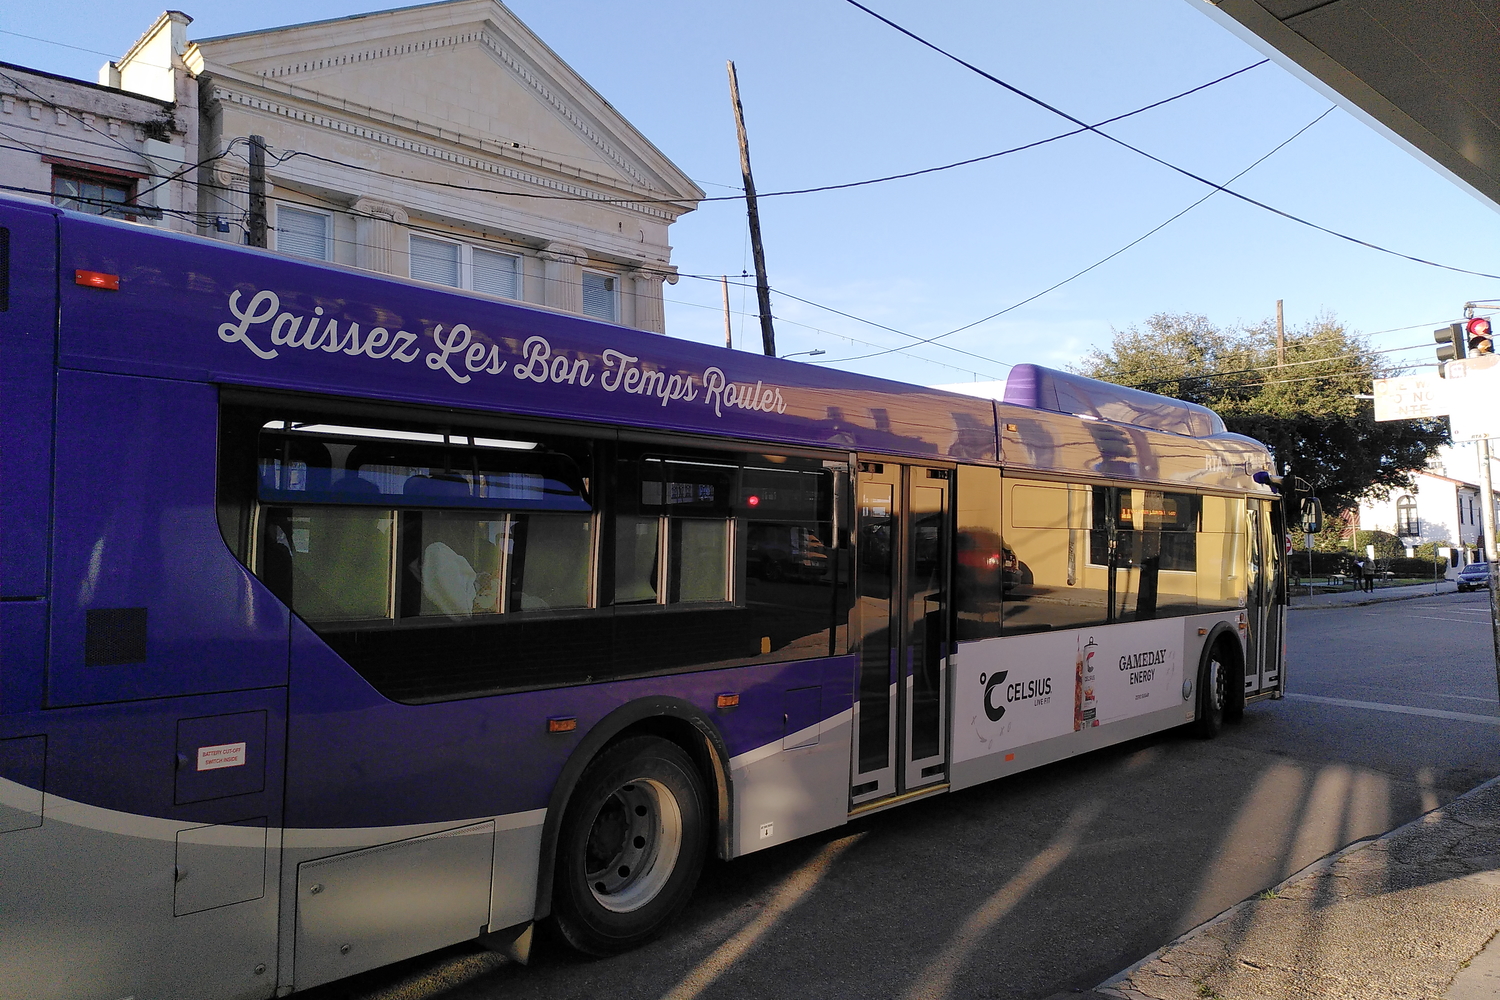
[1073,311,1449,514]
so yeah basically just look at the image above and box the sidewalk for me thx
[1291,579,1457,609]
[1049,777,1500,1000]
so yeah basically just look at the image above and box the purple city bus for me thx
[0,194,1297,999]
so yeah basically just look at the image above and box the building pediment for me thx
[191,0,702,204]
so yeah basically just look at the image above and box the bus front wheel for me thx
[1193,643,1228,739]
[551,736,707,956]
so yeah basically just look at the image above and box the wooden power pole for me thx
[721,276,733,349]
[248,135,268,249]
[726,61,776,357]
[1276,299,1285,367]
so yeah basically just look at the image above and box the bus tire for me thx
[1193,642,1228,739]
[550,736,707,956]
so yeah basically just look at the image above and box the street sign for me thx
[1373,374,1448,420]
[1446,355,1500,441]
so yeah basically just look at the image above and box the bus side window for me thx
[1197,496,1247,610]
[263,505,396,622]
[511,513,592,610]
[1004,479,1107,632]
[954,466,1003,640]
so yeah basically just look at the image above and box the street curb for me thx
[1090,771,1500,999]
[1290,588,1454,610]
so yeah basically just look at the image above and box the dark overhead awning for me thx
[1197,0,1500,209]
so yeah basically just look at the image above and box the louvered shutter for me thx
[275,206,330,261]
[410,236,461,287]
[582,271,617,322]
[473,248,519,300]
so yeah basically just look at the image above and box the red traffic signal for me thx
[1467,316,1495,356]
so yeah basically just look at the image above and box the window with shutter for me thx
[473,248,520,300]
[410,235,461,287]
[582,271,617,322]
[275,206,331,261]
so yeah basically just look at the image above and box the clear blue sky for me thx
[6,0,1499,386]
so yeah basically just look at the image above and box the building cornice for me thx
[202,71,693,224]
[250,26,653,192]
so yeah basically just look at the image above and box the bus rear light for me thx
[716,693,740,709]
[75,269,119,290]
[546,717,577,734]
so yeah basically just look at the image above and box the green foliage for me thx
[1354,529,1403,559]
[1074,312,1449,514]
[1414,539,1451,561]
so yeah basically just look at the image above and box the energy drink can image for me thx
[1081,637,1098,727]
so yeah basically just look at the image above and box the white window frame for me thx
[273,204,334,262]
[407,233,524,301]
[582,269,620,323]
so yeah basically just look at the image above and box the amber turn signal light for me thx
[75,269,119,290]
[716,693,740,710]
[546,717,577,734]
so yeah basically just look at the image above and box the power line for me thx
[253,59,1267,210]
[813,105,1337,365]
[1,68,147,162]
[843,0,1500,284]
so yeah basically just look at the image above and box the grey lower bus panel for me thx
[294,820,496,990]
[0,800,281,1000]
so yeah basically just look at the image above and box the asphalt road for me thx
[301,592,1500,1000]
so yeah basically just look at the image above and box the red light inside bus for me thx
[746,495,760,506]
[75,269,120,290]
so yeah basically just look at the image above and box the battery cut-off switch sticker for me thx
[196,742,247,771]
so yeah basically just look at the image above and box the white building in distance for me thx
[1357,443,1496,569]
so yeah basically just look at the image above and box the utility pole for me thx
[1478,437,1500,693]
[726,61,776,357]
[1276,299,1285,367]
[721,276,733,349]
[248,135,268,248]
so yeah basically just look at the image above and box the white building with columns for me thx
[11,2,702,334]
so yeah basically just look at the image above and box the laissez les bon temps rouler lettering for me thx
[216,288,787,420]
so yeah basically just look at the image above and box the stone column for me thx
[351,198,410,277]
[209,159,250,245]
[541,248,583,314]
[633,271,668,334]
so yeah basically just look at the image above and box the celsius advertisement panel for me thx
[953,619,1188,764]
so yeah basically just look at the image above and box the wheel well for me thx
[1202,624,1246,716]
[605,717,729,857]
[533,700,733,921]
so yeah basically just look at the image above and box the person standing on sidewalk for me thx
[1353,558,1365,592]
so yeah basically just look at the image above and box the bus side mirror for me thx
[1301,497,1324,534]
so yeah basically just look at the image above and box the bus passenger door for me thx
[1259,501,1285,691]
[850,462,951,807]
[1244,499,1283,695]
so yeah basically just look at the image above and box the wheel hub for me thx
[584,778,682,913]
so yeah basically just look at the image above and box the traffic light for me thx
[1468,316,1495,356]
[1435,322,1466,364]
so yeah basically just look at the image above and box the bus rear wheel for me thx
[551,736,707,956]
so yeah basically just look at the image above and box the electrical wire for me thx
[253,59,1267,209]
[1,68,149,161]
[812,105,1337,365]
[843,0,1500,283]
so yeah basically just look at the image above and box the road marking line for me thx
[1363,613,1494,624]
[1285,692,1500,725]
